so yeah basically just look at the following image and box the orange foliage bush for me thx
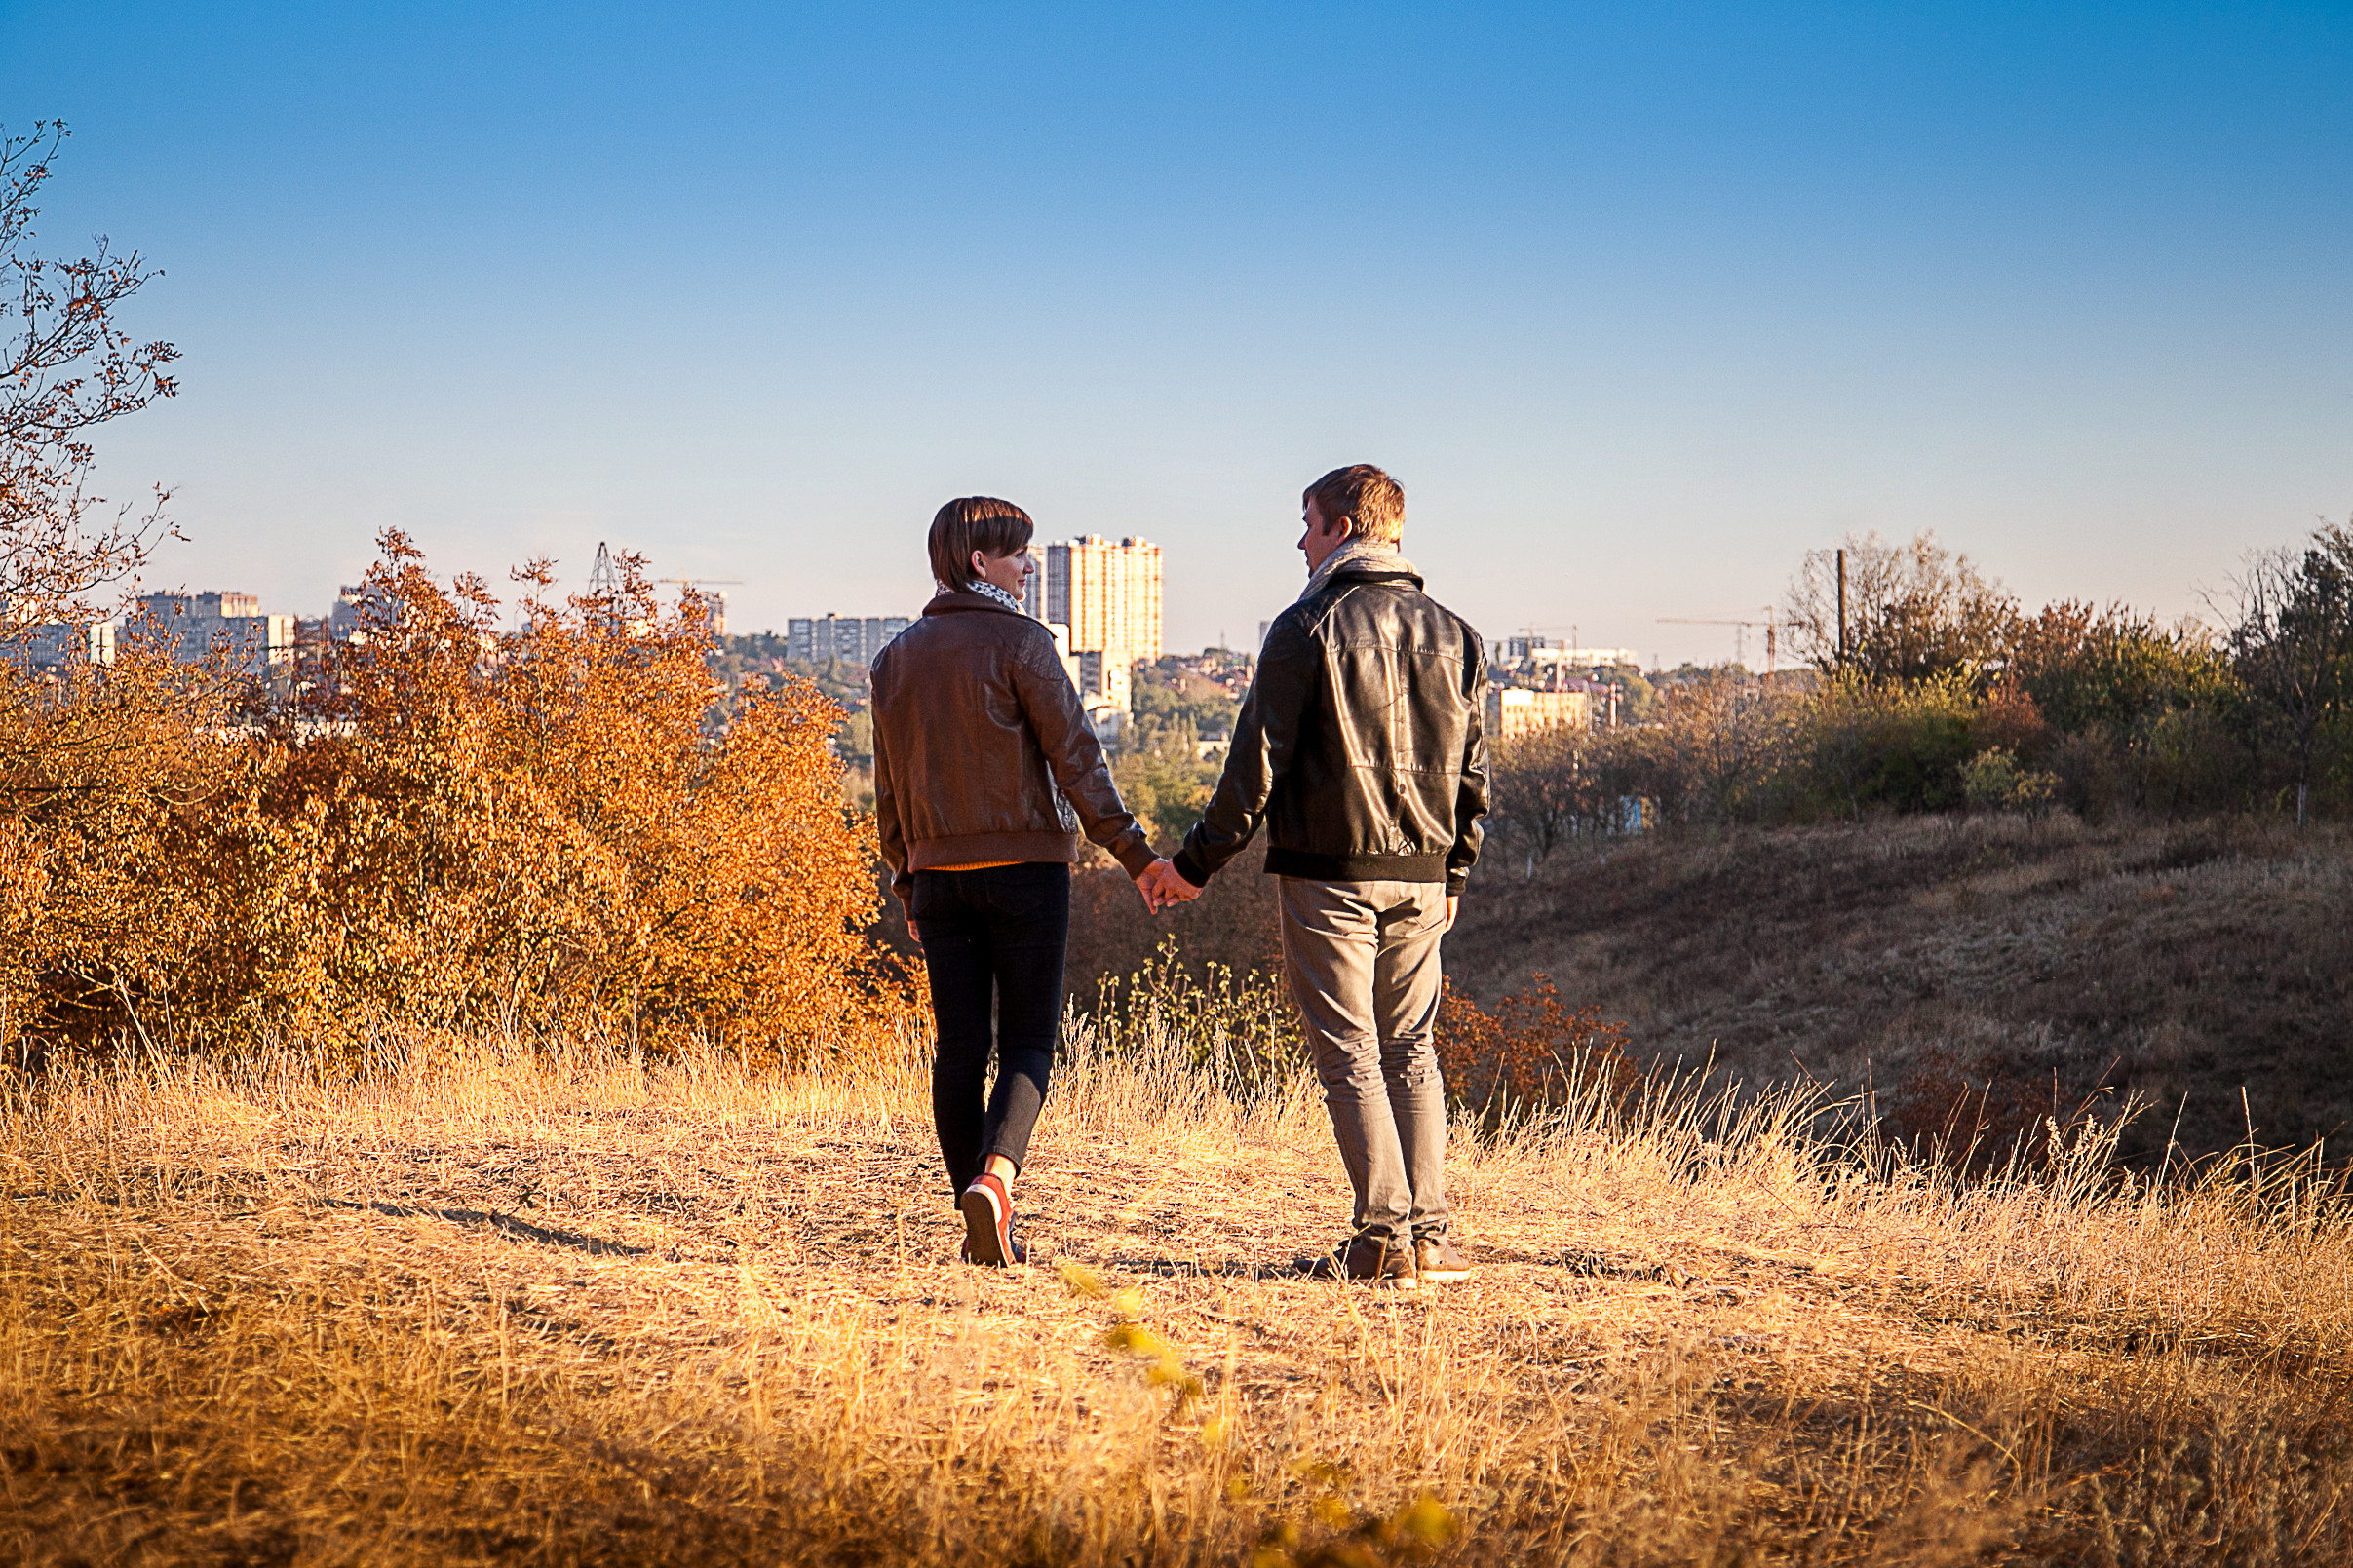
[0,638,234,1045]
[1,532,905,1059]
[1434,974,1635,1117]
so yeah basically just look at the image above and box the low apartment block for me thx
[1485,685,1595,739]
[786,614,912,668]
[11,591,293,676]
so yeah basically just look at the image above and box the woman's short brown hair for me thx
[928,497,1035,592]
[1303,464,1405,546]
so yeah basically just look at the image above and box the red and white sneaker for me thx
[958,1171,1023,1266]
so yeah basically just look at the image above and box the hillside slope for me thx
[1447,815,2353,1165]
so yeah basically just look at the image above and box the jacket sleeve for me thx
[1447,622,1489,895]
[868,659,915,915]
[1008,635,1157,878]
[1172,609,1316,886]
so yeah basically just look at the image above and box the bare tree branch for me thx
[0,121,180,647]
[1784,529,2017,684]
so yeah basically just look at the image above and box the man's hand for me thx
[1443,894,1459,933]
[1135,858,1202,912]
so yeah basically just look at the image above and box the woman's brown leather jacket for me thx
[868,590,1154,914]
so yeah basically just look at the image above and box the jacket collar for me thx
[1318,563,1424,592]
[1301,538,1424,599]
[923,589,1028,618]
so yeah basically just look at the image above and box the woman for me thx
[868,497,1176,1265]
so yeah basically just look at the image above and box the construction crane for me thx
[583,545,743,596]
[655,574,744,608]
[1656,609,1781,673]
[1510,623,1586,657]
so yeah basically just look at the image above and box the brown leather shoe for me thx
[1342,1234,1419,1290]
[959,1172,1022,1266]
[1413,1233,1473,1281]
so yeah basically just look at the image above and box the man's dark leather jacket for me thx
[870,591,1155,916]
[1173,563,1487,893]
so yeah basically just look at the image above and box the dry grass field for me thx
[6,1020,2353,1565]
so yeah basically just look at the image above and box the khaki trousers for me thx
[1277,877,1453,1246]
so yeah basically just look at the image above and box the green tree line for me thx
[1492,526,2353,856]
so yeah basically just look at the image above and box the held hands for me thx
[1135,857,1202,913]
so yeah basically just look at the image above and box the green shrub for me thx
[1959,746,2058,814]
[1792,671,1980,816]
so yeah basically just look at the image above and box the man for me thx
[1140,465,1487,1290]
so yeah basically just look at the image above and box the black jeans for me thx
[911,862,1070,1203]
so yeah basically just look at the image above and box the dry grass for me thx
[1447,813,2353,1165]
[6,1024,2353,1564]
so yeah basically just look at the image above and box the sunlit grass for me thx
[5,1020,2350,1564]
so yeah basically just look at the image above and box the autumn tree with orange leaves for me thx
[5,531,905,1059]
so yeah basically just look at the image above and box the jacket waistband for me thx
[908,830,1084,871]
[1261,848,1450,884]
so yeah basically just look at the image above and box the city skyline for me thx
[37,562,1700,680]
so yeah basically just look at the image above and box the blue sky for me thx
[7,2,2350,663]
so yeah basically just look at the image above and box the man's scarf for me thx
[1298,536,1418,603]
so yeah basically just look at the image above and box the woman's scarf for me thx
[954,579,1027,614]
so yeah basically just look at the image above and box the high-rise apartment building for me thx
[680,590,727,638]
[1022,535,1161,707]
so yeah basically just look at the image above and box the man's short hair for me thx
[1304,464,1405,546]
[928,497,1035,591]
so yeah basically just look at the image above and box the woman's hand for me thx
[1135,858,1200,912]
